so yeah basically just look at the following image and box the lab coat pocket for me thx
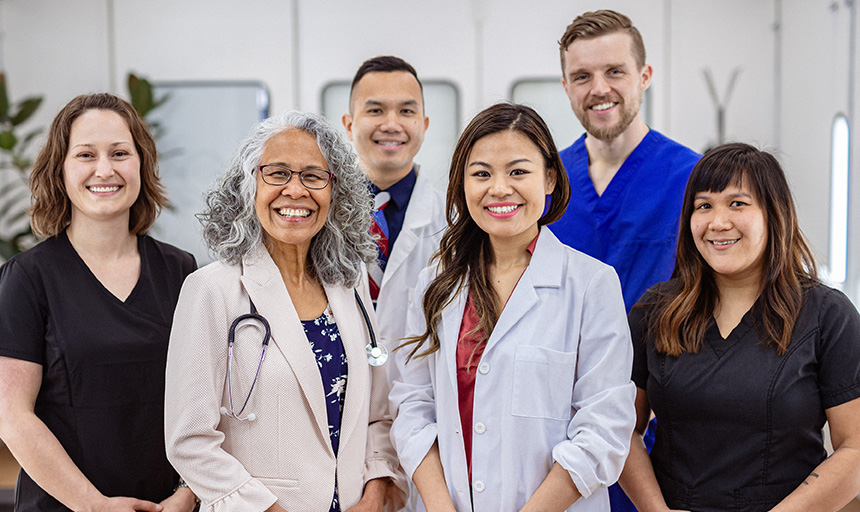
[511,345,576,420]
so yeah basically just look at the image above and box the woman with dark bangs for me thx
[619,143,860,511]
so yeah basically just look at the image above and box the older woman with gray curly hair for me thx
[164,111,405,512]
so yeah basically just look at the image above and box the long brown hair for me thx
[29,93,165,237]
[646,143,817,356]
[399,103,570,361]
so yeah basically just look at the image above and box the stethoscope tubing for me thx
[222,289,385,422]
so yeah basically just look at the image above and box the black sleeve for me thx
[817,287,860,409]
[0,258,47,364]
[629,297,651,390]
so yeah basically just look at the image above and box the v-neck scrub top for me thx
[549,131,700,312]
[0,231,196,511]
[630,281,860,512]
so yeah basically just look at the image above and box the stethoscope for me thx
[220,290,387,422]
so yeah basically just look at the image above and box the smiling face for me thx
[343,71,429,187]
[691,183,768,284]
[63,109,141,227]
[255,128,332,257]
[464,130,555,248]
[561,31,651,142]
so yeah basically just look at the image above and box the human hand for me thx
[343,478,387,512]
[264,503,288,512]
[83,495,163,512]
[158,487,198,512]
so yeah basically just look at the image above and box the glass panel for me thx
[829,113,850,284]
[148,81,270,265]
[320,80,460,191]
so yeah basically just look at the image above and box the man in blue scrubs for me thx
[550,10,701,313]
[549,10,701,512]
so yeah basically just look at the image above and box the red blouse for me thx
[456,233,538,481]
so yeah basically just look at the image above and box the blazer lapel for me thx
[325,283,369,453]
[239,248,332,452]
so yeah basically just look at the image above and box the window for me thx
[148,81,270,264]
[829,113,850,284]
[320,80,460,191]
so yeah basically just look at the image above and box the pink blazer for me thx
[165,247,405,511]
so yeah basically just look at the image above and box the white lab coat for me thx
[389,227,636,512]
[375,170,446,346]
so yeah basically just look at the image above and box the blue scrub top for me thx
[549,130,701,312]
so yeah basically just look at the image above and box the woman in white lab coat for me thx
[389,103,636,512]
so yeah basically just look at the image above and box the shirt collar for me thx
[370,167,416,211]
[526,232,539,255]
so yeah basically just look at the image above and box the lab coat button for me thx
[478,362,490,374]
[474,422,486,434]
[474,481,485,492]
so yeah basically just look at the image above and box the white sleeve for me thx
[552,265,637,499]
[388,267,440,479]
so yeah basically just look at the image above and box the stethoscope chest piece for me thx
[366,342,388,367]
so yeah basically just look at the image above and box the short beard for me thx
[576,96,640,142]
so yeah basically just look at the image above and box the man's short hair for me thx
[349,56,423,111]
[558,10,646,74]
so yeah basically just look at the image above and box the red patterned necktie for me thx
[368,191,390,301]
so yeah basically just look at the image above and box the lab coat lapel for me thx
[440,285,468,395]
[484,227,563,354]
[381,173,438,288]
[324,282,368,453]
[239,248,332,452]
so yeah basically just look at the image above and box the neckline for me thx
[60,230,145,305]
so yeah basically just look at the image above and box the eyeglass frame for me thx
[256,164,335,189]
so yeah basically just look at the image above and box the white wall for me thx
[1,0,856,301]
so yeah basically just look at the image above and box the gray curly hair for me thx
[199,110,377,287]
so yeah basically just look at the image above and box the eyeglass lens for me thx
[260,165,331,189]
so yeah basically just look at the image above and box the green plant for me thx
[0,73,43,260]
[128,73,168,136]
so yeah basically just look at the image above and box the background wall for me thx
[0,0,857,302]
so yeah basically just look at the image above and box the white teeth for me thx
[377,141,403,146]
[711,239,738,246]
[487,205,518,214]
[591,102,615,111]
[88,186,120,193]
[277,208,311,218]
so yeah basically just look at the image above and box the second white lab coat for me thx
[389,227,636,511]
[375,170,446,346]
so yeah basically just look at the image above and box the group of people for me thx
[0,8,858,512]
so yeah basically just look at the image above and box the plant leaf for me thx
[0,130,17,151]
[10,97,43,126]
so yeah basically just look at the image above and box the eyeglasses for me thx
[257,164,334,189]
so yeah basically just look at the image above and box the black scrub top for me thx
[0,231,196,511]
[630,281,860,512]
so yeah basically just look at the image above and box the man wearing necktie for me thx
[342,55,446,346]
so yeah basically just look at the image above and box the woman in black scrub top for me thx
[619,143,860,512]
[0,93,197,512]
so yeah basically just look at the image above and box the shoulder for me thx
[559,135,587,165]
[0,236,67,287]
[141,235,197,276]
[412,174,446,208]
[646,130,702,169]
[540,229,622,292]
[184,259,239,287]
[802,282,860,323]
